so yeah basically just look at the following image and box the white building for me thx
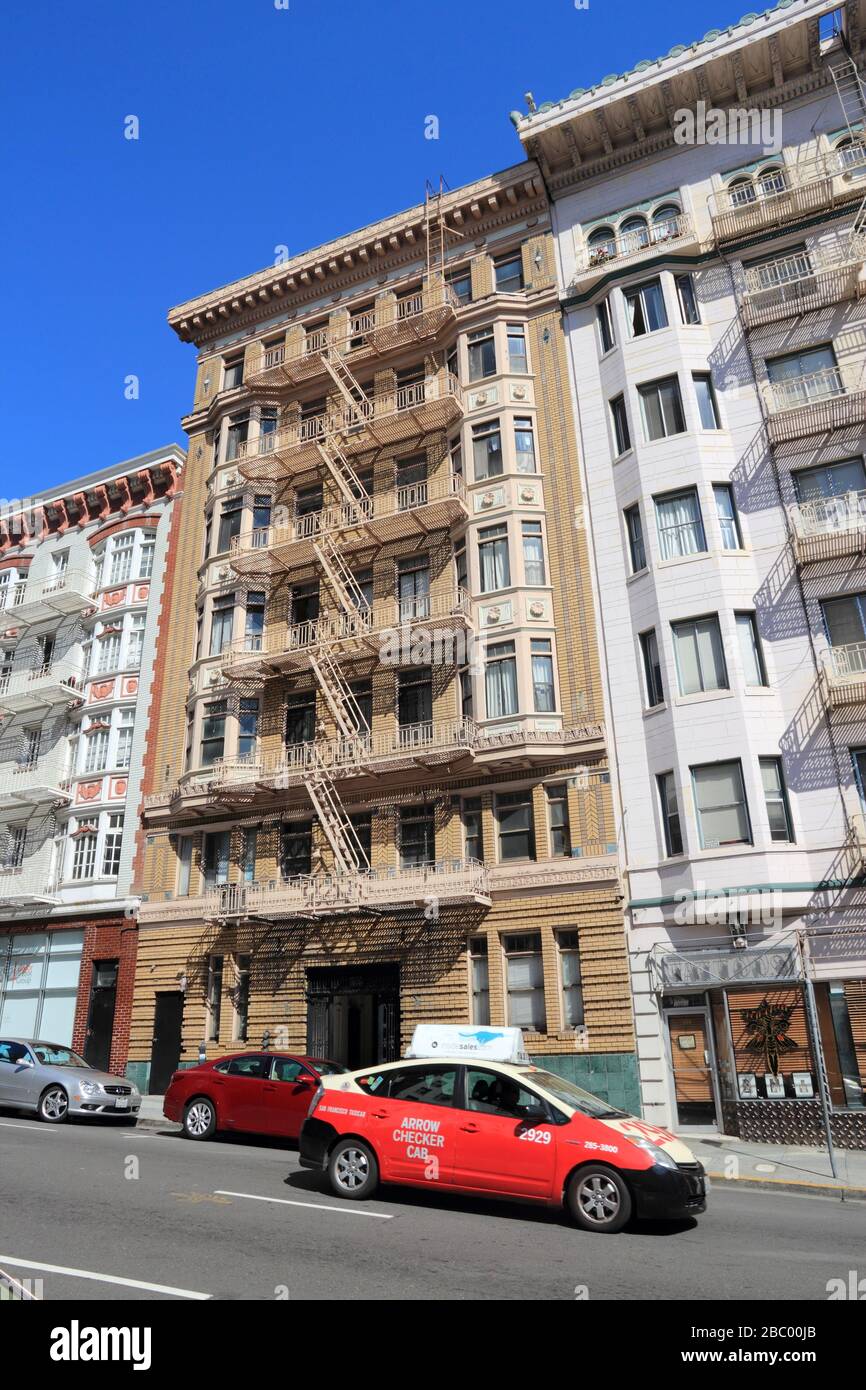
[0,446,184,1072]
[515,0,866,1146]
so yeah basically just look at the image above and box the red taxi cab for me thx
[299,1027,706,1232]
[164,1051,346,1141]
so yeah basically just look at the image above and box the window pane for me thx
[737,612,766,686]
[693,762,750,847]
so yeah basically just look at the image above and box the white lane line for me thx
[0,1256,210,1300]
[0,1121,58,1133]
[215,1189,394,1220]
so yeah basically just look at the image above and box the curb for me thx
[705,1170,866,1201]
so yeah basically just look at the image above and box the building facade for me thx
[130,166,636,1101]
[516,0,866,1145]
[0,447,184,1074]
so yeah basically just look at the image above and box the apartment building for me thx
[130,165,636,1101]
[514,0,866,1146]
[0,447,184,1074]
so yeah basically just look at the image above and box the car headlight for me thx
[629,1138,678,1170]
[79,1080,102,1097]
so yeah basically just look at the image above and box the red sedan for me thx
[163,1052,346,1141]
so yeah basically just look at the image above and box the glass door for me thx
[665,1008,720,1128]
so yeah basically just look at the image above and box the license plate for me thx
[114,1097,129,1110]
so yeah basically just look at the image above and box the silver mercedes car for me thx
[0,1038,141,1124]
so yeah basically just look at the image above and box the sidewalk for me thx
[137,1095,176,1129]
[686,1133,866,1201]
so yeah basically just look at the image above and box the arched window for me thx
[651,203,682,241]
[586,226,616,265]
[835,134,866,174]
[756,165,786,198]
[728,176,756,208]
[619,215,649,250]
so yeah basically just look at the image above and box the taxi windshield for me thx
[524,1068,629,1119]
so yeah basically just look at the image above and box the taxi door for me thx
[357,1062,459,1187]
[452,1066,558,1199]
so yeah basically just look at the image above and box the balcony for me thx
[244,283,458,390]
[229,475,469,576]
[741,242,866,329]
[570,213,698,292]
[0,867,60,908]
[0,661,83,714]
[820,643,866,708]
[219,587,473,679]
[708,151,866,246]
[0,758,71,807]
[764,363,866,444]
[206,858,491,920]
[236,372,464,484]
[789,491,866,564]
[4,569,95,626]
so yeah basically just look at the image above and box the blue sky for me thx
[2,0,753,494]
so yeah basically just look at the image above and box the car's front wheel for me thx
[182,1097,217,1140]
[327,1138,379,1200]
[567,1165,632,1233]
[38,1086,69,1124]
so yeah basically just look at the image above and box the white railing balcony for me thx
[765,362,866,443]
[4,569,95,626]
[229,474,468,574]
[0,755,72,806]
[572,213,697,288]
[0,660,83,713]
[0,866,60,907]
[741,241,866,327]
[821,642,866,706]
[206,858,490,920]
[789,490,866,563]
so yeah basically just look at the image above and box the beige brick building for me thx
[129,163,636,1104]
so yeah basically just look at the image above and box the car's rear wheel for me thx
[183,1097,217,1140]
[567,1165,632,1233]
[38,1086,69,1124]
[327,1138,379,1200]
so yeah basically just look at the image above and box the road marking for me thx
[215,1189,394,1219]
[0,1121,57,1133]
[0,1256,210,1300]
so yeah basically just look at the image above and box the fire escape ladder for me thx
[307,644,368,744]
[314,438,368,509]
[829,56,866,138]
[305,743,370,874]
[312,529,370,621]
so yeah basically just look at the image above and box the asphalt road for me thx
[1,1111,863,1301]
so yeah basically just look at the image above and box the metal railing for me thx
[0,866,59,903]
[207,857,490,919]
[741,241,866,325]
[824,641,866,688]
[3,569,95,620]
[573,213,695,278]
[0,660,83,707]
[789,490,866,544]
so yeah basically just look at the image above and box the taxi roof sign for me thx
[406,1025,530,1064]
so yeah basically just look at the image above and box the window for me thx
[736,611,767,687]
[655,489,706,559]
[380,1065,458,1105]
[399,805,435,867]
[95,628,122,674]
[448,267,472,305]
[610,394,631,456]
[625,504,646,573]
[459,665,474,721]
[640,629,664,708]
[19,727,40,769]
[673,615,728,695]
[472,419,503,480]
[624,278,668,336]
[285,692,316,747]
[115,710,134,769]
[760,757,794,843]
[504,933,545,1031]
[176,836,193,896]
[822,593,866,650]
[597,298,615,353]
[238,829,257,885]
[397,667,432,731]
[485,641,518,718]
[217,498,243,554]
[693,373,721,430]
[658,772,683,855]
[676,274,700,325]
[2,825,26,871]
[71,828,98,881]
[766,344,839,407]
[794,457,866,502]
[467,327,496,381]
[514,417,537,473]
[253,495,272,532]
[478,523,510,592]
[463,798,483,861]
[692,761,751,848]
[531,638,555,712]
[547,784,571,856]
[558,931,584,1028]
[206,956,223,1040]
[209,594,235,656]
[127,613,145,668]
[200,701,227,768]
[223,357,244,391]
[522,520,546,585]
[280,822,312,878]
[108,534,134,585]
[714,483,742,549]
[233,955,251,1040]
[396,554,430,621]
[465,1066,544,1117]
[224,415,249,463]
[102,814,124,877]
[290,579,320,626]
[244,591,266,652]
[507,324,528,374]
[52,550,69,575]
[349,681,372,734]
[138,539,155,579]
[84,724,109,773]
[349,814,372,866]
[496,789,535,861]
[238,698,260,758]
[639,376,686,441]
[469,937,490,1024]
[494,252,524,293]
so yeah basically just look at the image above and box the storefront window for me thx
[0,930,84,1042]
[727,989,813,1101]
[816,980,866,1110]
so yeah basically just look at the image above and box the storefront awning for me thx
[649,940,802,992]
